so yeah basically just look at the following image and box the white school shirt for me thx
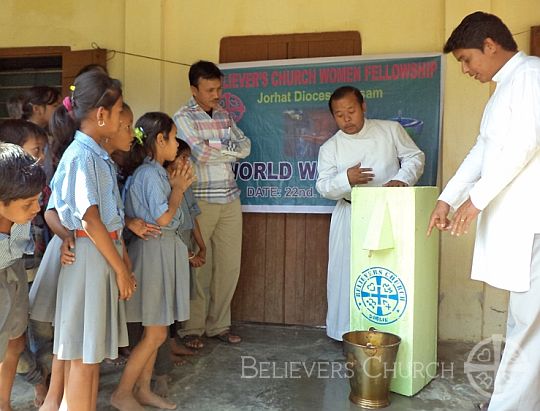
[439,52,540,292]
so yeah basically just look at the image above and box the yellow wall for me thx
[0,0,127,80]
[2,0,540,341]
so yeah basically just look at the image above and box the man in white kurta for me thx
[428,12,540,411]
[316,86,424,341]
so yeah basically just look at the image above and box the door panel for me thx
[220,31,360,325]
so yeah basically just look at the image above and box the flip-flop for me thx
[182,334,204,349]
[214,331,242,344]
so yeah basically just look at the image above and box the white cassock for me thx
[316,119,425,340]
[437,52,540,411]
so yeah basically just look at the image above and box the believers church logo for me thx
[354,266,407,325]
[220,92,246,123]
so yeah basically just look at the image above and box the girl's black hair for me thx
[177,139,191,154]
[106,103,134,181]
[0,142,45,205]
[163,139,192,169]
[125,112,175,174]
[6,95,24,119]
[20,86,61,121]
[49,71,122,166]
[0,119,48,147]
[76,63,108,77]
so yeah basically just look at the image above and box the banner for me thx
[219,53,443,213]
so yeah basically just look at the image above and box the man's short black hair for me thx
[0,143,45,205]
[443,11,517,53]
[188,60,223,87]
[328,86,364,114]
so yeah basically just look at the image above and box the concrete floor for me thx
[11,323,486,410]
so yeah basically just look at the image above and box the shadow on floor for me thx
[12,323,487,410]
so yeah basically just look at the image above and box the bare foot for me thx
[34,381,48,407]
[170,353,187,366]
[110,390,145,411]
[170,338,195,355]
[134,388,176,410]
[181,334,204,349]
[153,374,169,397]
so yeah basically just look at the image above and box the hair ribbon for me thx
[133,127,145,145]
[62,96,73,113]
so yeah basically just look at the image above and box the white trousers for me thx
[489,234,540,410]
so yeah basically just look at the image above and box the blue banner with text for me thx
[219,54,442,213]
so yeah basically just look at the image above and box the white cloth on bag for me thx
[439,52,540,292]
[316,119,424,340]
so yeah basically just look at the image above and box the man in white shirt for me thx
[428,12,540,411]
[316,86,424,341]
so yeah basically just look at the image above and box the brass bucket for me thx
[342,328,401,409]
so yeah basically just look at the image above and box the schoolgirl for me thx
[112,112,193,411]
[18,86,62,183]
[48,70,136,411]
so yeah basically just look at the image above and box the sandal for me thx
[181,334,204,349]
[214,331,242,344]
